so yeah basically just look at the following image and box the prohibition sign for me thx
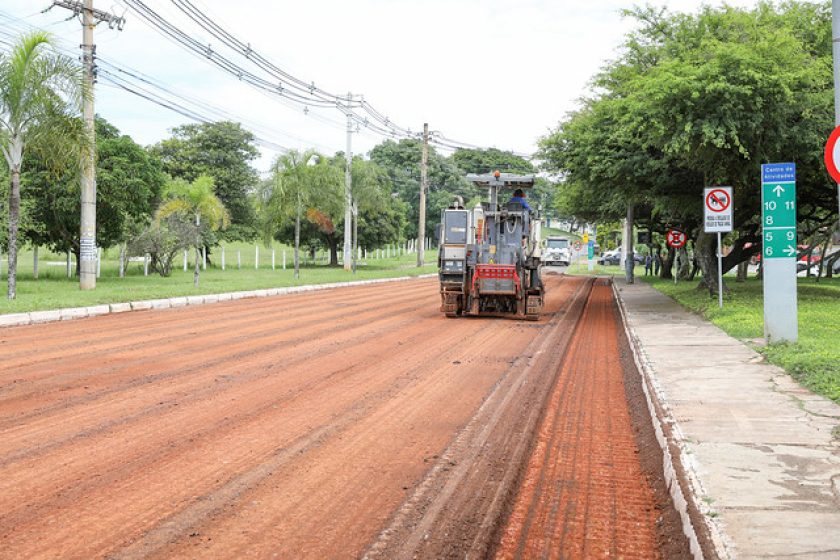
[705,188,731,213]
[666,229,686,249]
[824,124,840,183]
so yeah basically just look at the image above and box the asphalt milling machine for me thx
[438,171,544,320]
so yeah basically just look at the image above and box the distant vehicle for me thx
[542,236,571,266]
[797,245,822,269]
[598,250,620,265]
[598,250,644,266]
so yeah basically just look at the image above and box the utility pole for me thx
[417,123,429,267]
[344,93,354,272]
[51,1,124,289]
[834,1,840,229]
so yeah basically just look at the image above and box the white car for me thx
[542,236,571,266]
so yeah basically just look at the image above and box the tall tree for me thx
[157,175,229,287]
[540,3,836,290]
[0,32,86,299]
[370,139,473,239]
[264,150,339,278]
[152,121,259,240]
[451,148,534,175]
[22,117,165,265]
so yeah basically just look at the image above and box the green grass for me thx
[643,275,840,404]
[0,242,437,314]
[542,227,582,241]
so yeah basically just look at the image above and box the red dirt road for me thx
[496,281,661,559]
[0,275,686,559]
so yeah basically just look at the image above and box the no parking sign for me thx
[666,230,686,249]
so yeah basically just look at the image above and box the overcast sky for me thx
[1,0,760,171]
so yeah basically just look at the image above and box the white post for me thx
[33,246,39,280]
[119,246,124,278]
[67,251,72,278]
[834,0,840,234]
[272,248,275,270]
[255,245,259,269]
[183,250,188,271]
[221,246,226,270]
[96,247,101,278]
[202,247,206,270]
[283,250,286,270]
[144,253,149,276]
[237,250,241,269]
[717,232,724,309]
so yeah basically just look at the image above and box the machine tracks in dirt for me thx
[0,275,688,559]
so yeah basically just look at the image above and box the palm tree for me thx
[0,32,86,299]
[157,175,229,287]
[267,149,336,279]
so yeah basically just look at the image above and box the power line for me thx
[0,10,331,154]
[122,0,529,156]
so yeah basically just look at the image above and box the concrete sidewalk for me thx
[613,279,840,560]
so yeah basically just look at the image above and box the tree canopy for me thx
[152,121,259,240]
[539,2,837,286]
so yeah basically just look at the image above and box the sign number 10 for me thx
[764,201,794,211]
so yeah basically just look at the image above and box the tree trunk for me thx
[327,235,339,266]
[660,247,675,280]
[694,230,721,295]
[736,261,748,282]
[194,213,201,287]
[816,241,829,282]
[7,168,20,299]
[294,207,301,280]
[624,204,635,284]
[678,247,691,280]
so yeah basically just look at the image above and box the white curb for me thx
[611,281,729,560]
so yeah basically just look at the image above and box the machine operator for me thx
[509,188,531,212]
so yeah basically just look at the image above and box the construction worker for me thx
[509,188,532,212]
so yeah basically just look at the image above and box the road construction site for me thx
[0,274,696,559]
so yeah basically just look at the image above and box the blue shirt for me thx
[509,195,531,211]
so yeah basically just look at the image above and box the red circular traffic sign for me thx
[705,188,731,213]
[824,124,840,183]
[666,229,686,249]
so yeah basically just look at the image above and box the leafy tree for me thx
[0,32,85,299]
[127,213,194,277]
[370,139,473,239]
[157,175,229,286]
[21,117,165,267]
[540,3,837,290]
[263,149,339,278]
[152,121,259,240]
[451,148,533,175]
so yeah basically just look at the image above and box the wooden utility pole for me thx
[418,123,429,267]
[51,1,124,289]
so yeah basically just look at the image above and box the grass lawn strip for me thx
[0,244,438,315]
[645,275,840,404]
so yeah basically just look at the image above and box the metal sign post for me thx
[666,229,686,285]
[761,163,798,343]
[703,186,733,308]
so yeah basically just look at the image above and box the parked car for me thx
[598,250,645,266]
[598,250,620,265]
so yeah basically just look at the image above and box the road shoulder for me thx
[613,278,840,560]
